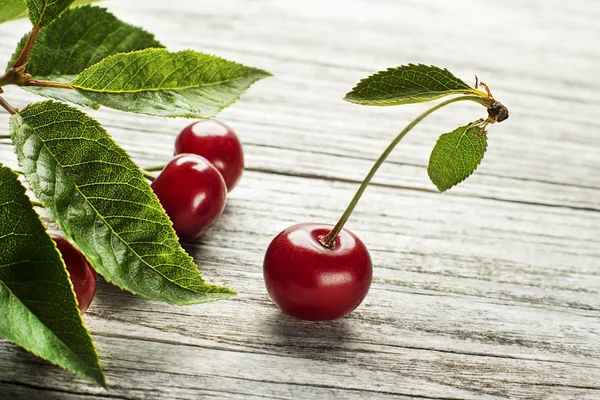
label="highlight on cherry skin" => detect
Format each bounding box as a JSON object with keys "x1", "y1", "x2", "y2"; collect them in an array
[
  {"x1": 51, "y1": 234, "x2": 97, "y2": 314},
  {"x1": 151, "y1": 153, "x2": 228, "y2": 242},
  {"x1": 175, "y1": 119, "x2": 244, "y2": 192},
  {"x1": 263, "y1": 223, "x2": 372, "y2": 321}
]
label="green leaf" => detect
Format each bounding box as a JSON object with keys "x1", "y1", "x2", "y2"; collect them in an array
[
  {"x1": 427, "y1": 121, "x2": 488, "y2": 192},
  {"x1": 344, "y1": 64, "x2": 483, "y2": 106},
  {"x1": 0, "y1": 0, "x2": 26, "y2": 24},
  {"x1": 0, "y1": 163, "x2": 105, "y2": 387},
  {"x1": 71, "y1": 48, "x2": 272, "y2": 118},
  {"x1": 8, "y1": 6, "x2": 163, "y2": 108},
  {"x1": 10, "y1": 101, "x2": 235, "y2": 304},
  {"x1": 0, "y1": 0, "x2": 101, "y2": 24},
  {"x1": 26, "y1": 0, "x2": 75, "y2": 27}
]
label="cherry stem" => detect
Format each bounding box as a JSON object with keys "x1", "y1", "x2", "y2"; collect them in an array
[
  {"x1": 320, "y1": 94, "x2": 492, "y2": 248},
  {"x1": 0, "y1": 96, "x2": 17, "y2": 115},
  {"x1": 143, "y1": 164, "x2": 165, "y2": 172},
  {"x1": 141, "y1": 169, "x2": 157, "y2": 181},
  {"x1": 24, "y1": 80, "x2": 72, "y2": 89}
]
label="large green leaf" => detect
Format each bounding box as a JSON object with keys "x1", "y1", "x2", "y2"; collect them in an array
[
  {"x1": 0, "y1": 163, "x2": 105, "y2": 387},
  {"x1": 0, "y1": 0, "x2": 100, "y2": 24},
  {"x1": 71, "y1": 48, "x2": 272, "y2": 118},
  {"x1": 10, "y1": 101, "x2": 235, "y2": 304},
  {"x1": 427, "y1": 121, "x2": 488, "y2": 192},
  {"x1": 26, "y1": 0, "x2": 75, "y2": 27},
  {"x1": 8, "y1": 5, "x2": 163, "y2": 108},
  {"x1": 344, "y1": 64, "x2": 482, "y2": 106}
]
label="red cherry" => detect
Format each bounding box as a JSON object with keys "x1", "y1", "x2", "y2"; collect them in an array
[
  {"x1": 175, "y1": 119, "x2": 244, "y2": 192},
  {"x1": 263, "y1": 223, "x2": 372, "y2": 321},
  {"x1": 151, "y1": 154, "x2": 227, "y2": 242},
  {"x1": 51, "y1": 235, "x2": 97, "y2": 314}
]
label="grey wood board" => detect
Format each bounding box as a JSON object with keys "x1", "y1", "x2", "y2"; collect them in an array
[{"x1": 0, "y1": 0, "x2": 598, "y2": 399}]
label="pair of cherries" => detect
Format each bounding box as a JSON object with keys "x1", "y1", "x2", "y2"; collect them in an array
[{"x1": 151, "y1": 120, "x2": 244, "y2": 241}]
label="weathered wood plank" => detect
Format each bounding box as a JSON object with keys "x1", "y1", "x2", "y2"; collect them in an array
[{"x1": 0, "y1": 0, "x2": 598, "y2": 399}]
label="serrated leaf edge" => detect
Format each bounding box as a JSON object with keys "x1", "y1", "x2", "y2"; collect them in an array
[{"x1": 427, "y1": 123, "x2": 488, "y2": 192}]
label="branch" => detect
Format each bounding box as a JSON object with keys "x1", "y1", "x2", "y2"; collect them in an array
[
  {"x1": 0, "y1": 96, "x2": 17, "y2": 115},
  {"x1": 12, "y1": 27, "x2": 40, "y2": 69}
]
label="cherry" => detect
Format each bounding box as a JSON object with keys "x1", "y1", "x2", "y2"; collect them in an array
[
  {"x1": 51, "y1": 234, "x2": 96, "y2": 314},
  {"x1": 263, "y1": 223, "x2": 372, "y2": 321},
  {"x1": 151, "y1": 154, "x2": 227, "y2": 242},
  {"x1": 175, "y1": 119, "x2": 244, "y2": 192}
]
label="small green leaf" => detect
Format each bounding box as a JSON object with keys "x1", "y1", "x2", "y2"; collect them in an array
[
  {"x1": 427, "y1": 122, "x2": 487, "y2": 192},
  {"x1": 71, "y1": 48, "x2": 272, "y2": 118},
  {"x1": 345, "y1": 64, "x2": 483, "y2": 106},
  {"x1": 0, "y1": 0, "x2": 101, "y2": 24},
  {"x1": 8, "y1": 6, "x2": 163, "y2": 108},
  {"x1": 26, "y1": 0, "x2": 75, "y2": 27},
  {"x1": 10, "y1": 101, "x2": 235, "y2": 304},
  {"x1": 0, "y1": 163, "x2": 105, "y2": 387}
]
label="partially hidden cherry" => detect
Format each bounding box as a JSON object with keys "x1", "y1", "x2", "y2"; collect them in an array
[
  {"x1": 51, "y1": 234, "x2": 97, "y2": 314},
  {"x1": 263, "y1": 223, "x2": 372, "y2": 321},
  {"x1": 175, "y1": 119, "x2": 244, "y2": 192},
  {"x1": 151, "y1": 154, "x2": 227, "y2": 242}
]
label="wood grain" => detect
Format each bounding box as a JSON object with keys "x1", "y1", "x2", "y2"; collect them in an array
[{"x1": 0, "y1": 0, "x2": 599, "y2": 399}]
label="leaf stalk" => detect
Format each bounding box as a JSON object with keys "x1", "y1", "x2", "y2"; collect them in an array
[{"x1": 24, "y1": 80, "x2": 72, "y2": 90}]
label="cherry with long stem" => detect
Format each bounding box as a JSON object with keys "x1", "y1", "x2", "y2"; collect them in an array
[
  {"x1": 263, "y1": 93, "x2": 498, "y2": 321},
  {"x1": 320, "y1": 94, "x2": 490, "y2": 248}
]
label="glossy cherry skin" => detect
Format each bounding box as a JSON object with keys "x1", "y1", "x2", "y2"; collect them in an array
[
  {"x1": 51, "y1": 235, "x2": 97, "y2": 314},
  {"x1": 263, "y1": 223, "x2": 372, "y2": 321},
  {"x1": 175, "y1": 119, "x2": 244, "y2": 192},
  {"x1": 151, "y1": 154, "x2": 227, "y2": 242}
]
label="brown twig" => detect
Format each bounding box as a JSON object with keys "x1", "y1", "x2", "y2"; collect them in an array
[
  {"x1": 12, "y1": 27, "x2": 40, "y2": 69},
  {"x1": 0, "y1": 96, "x2": 17, "y2": 115}
]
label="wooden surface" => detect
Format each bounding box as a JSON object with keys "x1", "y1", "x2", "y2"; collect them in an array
[{"x1": 1, "y1": 0, "x2": 599, "y2": 398}]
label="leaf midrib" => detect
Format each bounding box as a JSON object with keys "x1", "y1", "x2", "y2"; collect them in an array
[
  {"x1": 349, "y1": 88, "x2": 477, "y2": 101},
  {"x1": 72, "y1": 73, "x2": 258, "y2": 94}
]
